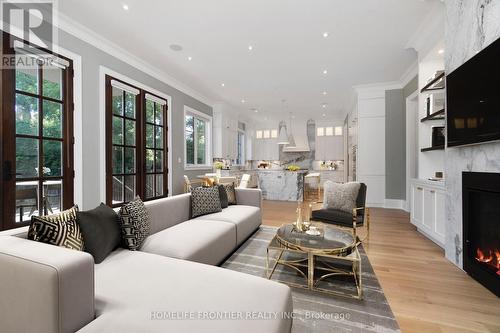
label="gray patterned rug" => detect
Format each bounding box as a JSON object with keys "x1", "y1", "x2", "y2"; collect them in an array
[{"x1": 221, "y1": 226, "x2": 400, "y2": 333}]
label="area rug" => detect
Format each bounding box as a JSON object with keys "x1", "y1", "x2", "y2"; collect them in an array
[{"x1": 221, "y1": 226, "x2": 400, "y2": 333}]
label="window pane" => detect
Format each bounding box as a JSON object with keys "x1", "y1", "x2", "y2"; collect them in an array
[
  {"x1": 42, "y1": 64, "x2": 62, "y2": 100},
  {"x1": 15, "y1": 93, "x2": 39, "y2": 136},
  {"x1": 185, "y1": 115, "x2": 194, "y2": 164},
  {"x1": 124, "y1": 175, "x2": 136, "y2": 202},
  {"x1": 146, "y1": 99, "x2": 154, "y2": 123},
  {"x1": 43, "y1": 100, "x2": 62, "y2": 138},
  {"x1": 155, "y1": 174, "x2": 164, "y2": 197},
  {"x1": 145, "y1": 174, "x2": 154, "y2": 199},
  {"x1": 112, "y1": 87, "x2": 123, "y2": 116},
  {"x1": 146, "y1": 124, "x2": 154, "y2": 148},
  {"x1": 145, "y1": 149, "x2": 154, "y2": 172},
  {"x1": 112, "y1": 146, "x2": 123, "y2": 174},
  {"x1": 16, "y1": 67, "x2": 38, "y2": 94},
  {"x1": 124, "y1": 147, "x2": 135, "y2": 174},
  {"x1": 155, "y1": 150, "x2": 163, "y2": 172},
  {"x1": 124, "y1": 92, "x2": 135, "y2": 118},
  {"x1": 43, "y1": 180, "x2": 62, "y2": 216},
  {"x1": 112, "y1": 176, "x2": 123, "y2": 204},
  {"x1": 154, "y1": 103, "x2": 163, "y2": 125},
  {"x1": 16, "y1": 137, "x2": 39, "y2": 178},
  {"x1": 43, "y1": 140, "x2": 62, "y2": 177},
  {"x1": 124, "y1": 119, "x2": 136, "y2": 146},
  {"x1": 196, "y1": 118, "x2": 206, "y2": 165},
  {"x1": 112, "y1": 116, "x2": 123, "y2": 145},
  {"x1": 155, "y1": 126, "x2": 163, "y2": 149},
  {"x1": 16, "y1": 182, "x2": 39, "y2": 223}
]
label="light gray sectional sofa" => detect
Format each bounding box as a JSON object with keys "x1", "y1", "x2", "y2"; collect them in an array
[{"x1": 0, "y1": 188, "x2": 293, "y2": 333}]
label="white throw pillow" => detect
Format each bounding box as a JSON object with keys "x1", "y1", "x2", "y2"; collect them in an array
[{"x1": 322, "y1": 181, "x2": 361, "y2": 213}]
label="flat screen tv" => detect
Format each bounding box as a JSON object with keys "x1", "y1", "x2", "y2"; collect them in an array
[{"x1": 446, "y1": 36, "x2": 500, "y2": 147}]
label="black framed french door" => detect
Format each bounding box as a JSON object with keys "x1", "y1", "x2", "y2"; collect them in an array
[{"x1": 0, "y1": 32, "x2": 74, "y2": 231}]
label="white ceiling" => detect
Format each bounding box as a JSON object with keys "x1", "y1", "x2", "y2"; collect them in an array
[{"x1": 59, "y1": 0, "x2": 439, "y2": 119}]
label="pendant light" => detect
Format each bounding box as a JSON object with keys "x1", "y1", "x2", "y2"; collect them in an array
[
  {"x1": 287, "y1": 112, "x2": 296, "y2": 148},
  {"x1": 277, "y1": 99, "x2": 289, "y2": 144}
]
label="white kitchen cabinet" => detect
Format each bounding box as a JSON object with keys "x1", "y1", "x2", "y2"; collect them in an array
[{"x1": 410, "y1": 179, "x2": 446, "y2": 248}]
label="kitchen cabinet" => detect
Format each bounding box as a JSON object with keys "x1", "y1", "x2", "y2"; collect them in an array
[
  {"x1": 315, "y1": 131, "x2": 343, "y2": 161},
  {"x1": 410, "y1": 179, "x2": 445, "y2": 248},
  {"x1": 253, "y1": 138, "x2": 278, "y2": 161}
]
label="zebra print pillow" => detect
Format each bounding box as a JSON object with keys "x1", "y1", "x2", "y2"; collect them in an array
[
  {"x1": 28, "y1": 206, "x2": 84, "y2": 251},
  {"x1": 118, "y1": 197, "x2": 151, "y2": 251}
]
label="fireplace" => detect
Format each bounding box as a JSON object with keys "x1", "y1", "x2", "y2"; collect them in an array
[{"x1": 462, "y1": 172, "x2": 500, "y2": 297}]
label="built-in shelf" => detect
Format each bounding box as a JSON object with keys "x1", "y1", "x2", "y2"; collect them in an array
[
  {"x1": 420, "y1": 109, "x2": 445, "y2": 122},
  {"x1": 421, "y1": 145, "x2": 445, "y2": 152},
  {"x1": 421, "y1": 71, "x2": 445, "y2": 93}
]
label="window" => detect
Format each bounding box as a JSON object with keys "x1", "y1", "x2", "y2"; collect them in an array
[
  {"x1": 185, "y1": 107, "x2": 211, "y2": 168},
  {"x1": 105, "y1": 76, "x2": 168, "y2": 207},
  {"x1": 1, "y1": 34, "x2": 74, "y2": 230}
]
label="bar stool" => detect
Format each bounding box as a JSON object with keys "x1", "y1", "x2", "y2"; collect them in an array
[{"x1": 304, "y1": 172, "x2": 321, "y2": 202}]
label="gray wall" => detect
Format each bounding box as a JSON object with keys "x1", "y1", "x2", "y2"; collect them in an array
[
  {"x1": 57, "y1": 29, "x2": 212, "y2": 209},
  {"x1": 385, "y1": 76, "x2": 418, "y2": 200}
]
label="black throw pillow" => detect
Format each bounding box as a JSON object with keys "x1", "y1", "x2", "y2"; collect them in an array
[
  {"x1": 218, "y1": 184, "x2": 229, "y2": 208},
  {"x1": 191, "y1": 186, "x2": 222, "y2": 218},
  {"x1": 76, "y1": 203, "x2": 122, "y2": 264}
]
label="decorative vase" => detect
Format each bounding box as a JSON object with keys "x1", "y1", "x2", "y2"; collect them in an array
[{"x1": 216, "y1": 169, "x2": 222, "y2": 178}]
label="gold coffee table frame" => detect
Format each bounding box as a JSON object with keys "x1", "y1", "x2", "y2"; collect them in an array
[{"x1": 266, "y1": 223, "x2": 362, "y2": 299}]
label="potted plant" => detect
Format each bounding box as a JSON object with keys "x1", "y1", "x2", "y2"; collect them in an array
[{"x1": 214, "y1": 161, "x2": 224, "y2": 177}]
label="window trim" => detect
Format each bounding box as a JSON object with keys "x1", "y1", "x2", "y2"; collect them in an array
[{"x1": 183, "y1": 106, "x2": 212, "y2": 170}]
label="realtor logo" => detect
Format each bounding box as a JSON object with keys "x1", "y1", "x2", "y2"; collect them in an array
[{"x1": 1, "y1": 0, "x2": 55, "y2": 51}]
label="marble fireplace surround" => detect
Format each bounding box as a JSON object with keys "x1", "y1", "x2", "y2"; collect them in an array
[{"x1": 444, "y1": 0, "x2": 500, "y2": 268}]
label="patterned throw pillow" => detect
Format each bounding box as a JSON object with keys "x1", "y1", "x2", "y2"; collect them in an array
[
  {"x1": 191, "y1": 186, "x2": 222, "y2": 218},
  {"x1": 28, "y1": 206, "x2": 84, "y2": 251},
  {"x1": 322, "y1": 181, "x2": 361, "y2": 213},
  {"x1": 217, "y1": 184, "x2": 229, "y2": 208},
  {"x1": 223, "y1": 184, "x2": 237, "y2": 205},
  {"x1": 118, "y1": 197, "x2": 151, "y2": 251}
]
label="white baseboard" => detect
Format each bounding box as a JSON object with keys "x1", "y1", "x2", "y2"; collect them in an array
[{"x1": 384, "y1": 199, "x2": 405, "y2": 210}]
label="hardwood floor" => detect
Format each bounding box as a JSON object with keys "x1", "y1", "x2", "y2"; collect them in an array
[{"x1": 261, "y1": 200, "x2": 500, "y2": 333}]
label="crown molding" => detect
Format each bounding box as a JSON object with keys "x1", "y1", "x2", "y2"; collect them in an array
[
  {"x1": 405, "y1": 2, "x2": 445, "y2": 57},
  {"x1": 55, "y1": 10, "x2": 214, "y2": 107},
  {"x1": 399, "y1": 60, "x2": 418, "y2": 87}
]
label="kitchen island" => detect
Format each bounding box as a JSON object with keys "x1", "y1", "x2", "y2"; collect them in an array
[{"x1": 257, "y1": 169, "x2": 307, "y2": 201}]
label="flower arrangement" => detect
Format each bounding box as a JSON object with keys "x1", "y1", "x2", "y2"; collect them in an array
[{"x1": 214, "y1": 161, "x2": 225, "y2": 170}]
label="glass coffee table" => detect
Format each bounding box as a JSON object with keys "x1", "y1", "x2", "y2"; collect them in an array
[{"x1": 266, "y1": 223, "x2": 362, "y2": 299}]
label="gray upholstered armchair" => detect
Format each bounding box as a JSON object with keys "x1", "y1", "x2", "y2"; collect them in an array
[{"x1": 311, "y1": 183, "x2": 369, "y2": 236}]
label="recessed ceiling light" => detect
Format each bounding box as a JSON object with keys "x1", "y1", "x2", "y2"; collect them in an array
[
  {"x1": 254, "y1": 109, "x2": 258, "y2": 113},
  {"x1": 248, "y1": 45, "x2": 253, "y2": 51},
  {"x1": 323, "y1": 69, "x2": 328, "y2": 75},
  {"x1": 241, "y1": 99, "x2": 245, "y2": 103},
  {"x1": 323, "y1": 32, "x2": 329, "y2": 38},
  {"x1": 187, "y1": 56, "x2": 192, "y2": 61},
  {"x1": 322, "y1": 103, "x2": 327, "y2": 108},
  {"x1": 221, "y1": 83, "x2": 225, "y2": 87},
  {"x1": 322, "y1": 91, "x2": 327, "y2": 95},
  {"x1": 322, "y1": 113, "x2": 326, "y2": 117},
  {"x1": 169, "y1": 44, "x2": 183, "y2": 51},
  {"x1": 438, "y1": 49, "x2": 444, "y2": 55},
  {"x1": 122, "y1": 3, "x2": 129, "y2": 10}
]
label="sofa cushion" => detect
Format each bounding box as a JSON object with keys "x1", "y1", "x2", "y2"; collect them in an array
[
  {"x1": 194, "y1": 205, "x2": 261, "y2": 245},
  {"x1": 143, "y1": 194, "x2": 191, "y2": 234},
  {"x1": 191, "y1": 186, "x2": 222, "y2": 218},
  {"x1": 76, "y1": 203, "x2": 122, "y2": 264},
  {"x1": 140, "y1": 219, "x2": 236, "y2": 265},
  {"x1": 118, "y1": 197, "x2": 151, "y2": 251},
  {"x1": 81, "y1": 249, "x2": 293, "y2": 333},
  {"x1": 28, "y1": 205, "x2": 84, "y2": 251}
]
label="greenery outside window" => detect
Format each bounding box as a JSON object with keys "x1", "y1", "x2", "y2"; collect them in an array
[{"x1": 185, "y1": 107, "x2": 211, "y2": 169}]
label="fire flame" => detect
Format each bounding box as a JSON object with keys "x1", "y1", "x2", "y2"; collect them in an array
[{"x1": 475, "y1": 248, "x2": 500, "y2": 276}]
